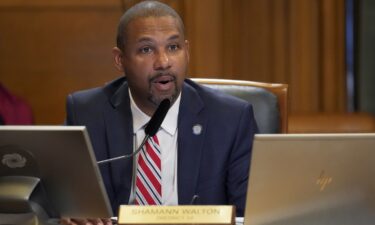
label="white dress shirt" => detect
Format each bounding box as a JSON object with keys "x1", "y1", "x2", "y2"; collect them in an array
[{"x1": 128, "y1": 90, "x2": 180, "y2": 205}]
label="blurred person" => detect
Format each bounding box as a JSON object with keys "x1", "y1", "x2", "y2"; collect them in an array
[{"x1": 0, "y1": 83, "x2": 33, "y2": 125}]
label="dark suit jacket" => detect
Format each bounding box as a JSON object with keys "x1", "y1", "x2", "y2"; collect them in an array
[{"x1": 66, "y1": 77, "x2": 258, "y2": 216}]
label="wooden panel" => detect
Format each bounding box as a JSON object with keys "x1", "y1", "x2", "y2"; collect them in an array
[
  {"x1": 184, "y1": 0, "x2": 224, "y2": 77},
  {"x1": 271, "y1": 0, "x2": 290, "y2": 83},
  {"x1": 0, "y1": 0, "x2": 347, "y2": 124},
  {"x1": 289, "y1": 113, "x2": 375, "y2": 133},
  {"x1": 289, "y1": 0, "x2": 320, "y2": 112},
  {"x1": 240, "y1": 0, "x2": 272, "y2": 81},
  {"x1": 221, "y1": 0, "x2": 240, "y2": 78},
  {"x1": 0, "y1": 0, "x2": 119, "y2": 7},
  {"x1": 0, "y1": 8, "x2": 122, "y2": 124},
  {"x1": 320, "y1": 0, "x2": 346, "y2": 112},
  {"x1": 186, "y1": 0, "x2": 345, "y2": 113}
]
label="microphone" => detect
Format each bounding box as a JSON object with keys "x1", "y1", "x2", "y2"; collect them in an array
[
  {"x1": 97, "y1": 99, "x2": 171, "y2": 165},
  {"x1": 145, "y1": 99, "x2": 171, "y2": 136}
]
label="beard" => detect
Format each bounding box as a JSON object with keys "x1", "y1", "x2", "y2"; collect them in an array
[
  {"x1": 147, "y1": 72, "x2": 181, "y2": 107},
  {"x1": 147, "y1": 79, "x2": 180, "y2": 107}
]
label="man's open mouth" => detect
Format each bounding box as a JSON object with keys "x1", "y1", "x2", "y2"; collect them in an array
[
  {"x1": 151, "y1": 75, "x2": 176, "y2": 91},
  {"x1": 152, "y1": 75, "x2": 175, "y2": 84}
]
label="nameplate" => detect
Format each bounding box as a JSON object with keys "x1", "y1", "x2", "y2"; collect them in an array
[{"x1": 118, "y1": 205, "x2": 235, "y2": 225}]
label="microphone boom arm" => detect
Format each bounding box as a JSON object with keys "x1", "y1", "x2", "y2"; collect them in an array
[
  {"x1": 96, "y1": 98, "x2": 170, "y2": 165},
  {"x1": 97, "y1": 134, "x2": 150, "y2": 165}
]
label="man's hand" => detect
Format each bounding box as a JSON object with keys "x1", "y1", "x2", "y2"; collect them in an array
[{"x1": 60, "y1": 218, "x2": 113, "y2": 225}]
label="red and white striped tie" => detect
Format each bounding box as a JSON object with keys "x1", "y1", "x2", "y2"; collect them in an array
[{"x1": 135, "y1": 135, "x2": 162, "y2": 205}]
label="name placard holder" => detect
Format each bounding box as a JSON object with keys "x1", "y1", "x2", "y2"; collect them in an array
[{"x1": 118, "y1": 205, "x2": 235, "y2": 225}]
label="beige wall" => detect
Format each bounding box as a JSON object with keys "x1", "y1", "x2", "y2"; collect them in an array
[{"x1": 0, "y1": 0, "x2": 346, "y2": 124}]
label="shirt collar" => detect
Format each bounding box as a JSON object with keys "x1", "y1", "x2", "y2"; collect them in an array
[{"x1": 129, "y1": 89, "x2": 180, "y2": 136}]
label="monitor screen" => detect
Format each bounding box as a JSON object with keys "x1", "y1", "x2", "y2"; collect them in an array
[{"x1": 0, "y1": 126, "x2": 112, "y2": 219}]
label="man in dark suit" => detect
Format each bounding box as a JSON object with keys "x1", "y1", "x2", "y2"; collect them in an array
[{"x1": 65, "y1": 0, "x2": 257, "y2": 221}]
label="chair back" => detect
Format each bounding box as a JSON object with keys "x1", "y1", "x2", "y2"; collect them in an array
[{"x1": 192, "y1": 78, "x2": 288, "y2": 133}]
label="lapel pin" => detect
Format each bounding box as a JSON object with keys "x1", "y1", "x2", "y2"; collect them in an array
[{"x1": 192, "y1": 124, "x2": 202, "y2": 135}]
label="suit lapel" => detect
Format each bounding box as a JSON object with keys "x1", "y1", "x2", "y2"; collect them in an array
[
  {"x1": 102, "y1": 79, "x2": 207, "y2": 205},
  {"x1": 104, "y1": 82, "x2": 133, "y2": 203},
  {"x1": 177, "y1": 82, "x2": 207, "y2": 204}
]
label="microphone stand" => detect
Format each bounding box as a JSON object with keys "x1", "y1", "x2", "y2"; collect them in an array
[
  {"x1": 97, "y1": 134, "x2": 150, "y2": 165},
  {"x1": 97, "y1": 98, "x2": 170, "y2": 165}
]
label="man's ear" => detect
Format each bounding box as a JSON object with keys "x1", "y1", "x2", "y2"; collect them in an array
[{"x1": 112, "y1": 47, "x2": 124, "y2": 72}]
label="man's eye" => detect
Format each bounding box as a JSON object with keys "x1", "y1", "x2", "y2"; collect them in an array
[
  {"x1": 168, "y1": 44, "x2": 179, "y2": 51},
  {"x1": 140, "y1": 47, "x2": 152, "y2": 54}
]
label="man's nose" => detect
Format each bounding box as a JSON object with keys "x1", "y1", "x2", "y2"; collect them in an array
[{"x1": 154, "y1": 51, "x2": 171, "y2": 70}]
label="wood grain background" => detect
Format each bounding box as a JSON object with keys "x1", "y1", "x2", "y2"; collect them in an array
[{"x1": 0, "y1": 0, "x2": 346, "y2": 124}]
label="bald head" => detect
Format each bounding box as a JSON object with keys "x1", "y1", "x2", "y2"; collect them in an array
[{"x1": 116, "y1": 1, "x2": 185, "y2": 51}]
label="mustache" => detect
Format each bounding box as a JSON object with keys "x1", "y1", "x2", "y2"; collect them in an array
[{"x1": 149, "y1": 73, "x2": 176, "y2": 82}]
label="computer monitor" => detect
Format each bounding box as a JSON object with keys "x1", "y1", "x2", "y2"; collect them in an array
[
  {"x1": 0, "y1": 126, "x2": 112, "y2": 219},
  {"x1": 244, "y1": 133, "x2": 375, "y2": 225}
]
